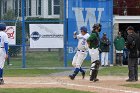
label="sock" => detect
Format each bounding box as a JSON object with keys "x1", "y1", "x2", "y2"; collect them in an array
[
  {"x1": 0, "y1": 68, "x2": 3, "y2": 79},
  {"x1": 79, "y1": 67, "x2": 85, "y2": 73},
  {"x1": 73, "y1": 68, "x2": 80, "y2": 77}
]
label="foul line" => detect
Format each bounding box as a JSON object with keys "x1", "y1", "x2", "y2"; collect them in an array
[{"x1": 6, "y1": 81, "x2": 140, "y2": 93}]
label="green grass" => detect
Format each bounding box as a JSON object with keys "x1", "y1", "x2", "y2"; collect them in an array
[
  {"x1": 5, "y1": 52, "x2": 64, "y2": 68},
  {"x1": 0, "y1": 88, "x2": 94, "y2": 93},
  {"x1": 4, "y1": 66, "x2": 140, "y2": 77},
  {"x1": 122, "y1": 84, "x2": 140, "y2": 89},
  {"x1": 5, "y1": 51, "x2": 91, "y2": 68},
  {"x1": 85, "y1": 66, "x2": 140, "y2": 76},
  {"x1": 4, "y1": 69, "x2": 66, "y2": 77},
  {"x1": 99, "y1": 66, "x2": 129, "y2": 76}
]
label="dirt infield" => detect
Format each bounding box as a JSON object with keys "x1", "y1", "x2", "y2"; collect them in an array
[{"x1": 0, "y1": 76, "x2": 140, "y2": 93}]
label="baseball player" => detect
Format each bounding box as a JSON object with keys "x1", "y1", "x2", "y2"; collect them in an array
[
  {"x1": 100, "y1": 33, "x2": 111, "y2": 67},
  {"x1": 0, "y1": 23, "x2": 9, "y2": 85},
  {"x1": 69, "y1": 26, "x2": 90, "y2": 80},
  {"x1": 87, "y1": 23, "x2": 101, "y2": 82}
]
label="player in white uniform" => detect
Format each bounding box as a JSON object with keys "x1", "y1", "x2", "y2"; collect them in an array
[
  {"x1": 69, "y1": 26, "x2": 90, "y2": 80},
  {"x1": 0, "y1": 23, "x2": 8, "y2": 85}
]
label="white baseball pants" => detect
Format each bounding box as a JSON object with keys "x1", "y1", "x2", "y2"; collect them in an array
[
  {"x1": 89, "y1": 48, "x2": 99, "y2": 63},
  {"x1": 72, "y1": 51, "x2": 87, "y2": 68},
  {"x1": 0, "y1": 48, "x2": 6, "y2": 69},
  {"x1": 101, "y1": 52, "x2": 109, "y2": 66}
]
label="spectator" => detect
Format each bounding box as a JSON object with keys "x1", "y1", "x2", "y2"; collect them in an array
[
  {"x1": 114, "y1": 32, "x2": 125, "y2": 66},
  {"x1": 123, "y1": 46, "x2": 128, "y2": 65},
  {"x1": 100, "y1": 33, "x2": 111, "y2": 67}
]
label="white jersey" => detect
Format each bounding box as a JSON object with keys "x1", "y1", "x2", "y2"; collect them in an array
[
  {"x1": 0, "y1": 31, "x2": 8, "y2": 69},
  {"x1": 0, "y1": 31, "x2": 8, "y2": 47},
  {"x1": 76, "y1": 33, "x2": 90, "y2": 51}
]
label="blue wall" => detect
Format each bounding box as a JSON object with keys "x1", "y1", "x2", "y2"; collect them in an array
[{"x1": 67, "y1": 0, "x2": 113, "y2": 63}]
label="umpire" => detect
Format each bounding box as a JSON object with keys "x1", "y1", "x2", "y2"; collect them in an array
[{"x1": 126, "y1": 26, "x2": 140, "y2": 82}]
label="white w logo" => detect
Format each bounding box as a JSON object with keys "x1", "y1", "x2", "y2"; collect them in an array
[{"x1": 72, "y1": 8, "x2": 104, "y2": 32}]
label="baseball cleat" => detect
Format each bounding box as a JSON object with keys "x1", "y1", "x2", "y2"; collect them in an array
[
  {"x1": 94, "y1": 78, "x2": 99, "y2": 82},
  {"x1": 82, "y1": 71, "x2": 85, "y2": 79},
  {"x1": 69, "y1": 75, "x2": 75, "y2": 80},
  {"x1": 126, "y1": 79, "x2": 136, "y2": 82},
  {"x1": 0, "y1": 79, "x2": 4, "y2": 85}
]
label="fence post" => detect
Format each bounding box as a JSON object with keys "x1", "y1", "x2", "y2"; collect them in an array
[
  {"x1": 64, "y1": 0, "x2": 67, "y2": 67},
  {"x1": 21, "y1": 0, "x2": 26, "y2": 68},
  {"x1": 110, "y1": 0, "x2": 114, "y2": 65}
]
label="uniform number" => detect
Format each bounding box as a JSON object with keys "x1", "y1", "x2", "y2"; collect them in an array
[{"x1": 82, "y1": 38, "x2": 86, "y2": 45}]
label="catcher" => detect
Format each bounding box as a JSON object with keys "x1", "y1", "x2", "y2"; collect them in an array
[{"x1": 87, "y1": 23, "x2": 101, "y2": 82}]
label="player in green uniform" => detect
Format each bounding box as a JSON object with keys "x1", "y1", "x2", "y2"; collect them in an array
[{"x1": 87, "y1": 23, "x2": 101, "y2": 82}]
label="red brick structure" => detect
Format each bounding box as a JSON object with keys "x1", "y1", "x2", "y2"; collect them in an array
[{"x1": 114, "y1": 0, "x2": 140, "y2": 15}]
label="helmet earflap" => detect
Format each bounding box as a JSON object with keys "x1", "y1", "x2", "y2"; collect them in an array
[{"x1": 0, "y1": 23, "x2": 6, "y2": 31}]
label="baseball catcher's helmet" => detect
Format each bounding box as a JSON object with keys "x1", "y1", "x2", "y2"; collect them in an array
[
  {"x1": 0, "y1": 23, "x2": 6, "y2": 31},
  {"x1": 92, "y1": 23, "x2": 102, "y2": 32},
  {"x1": 80, "y1": 26, "x2": 88, "y2": 33},
  {"x1": 126, "y1": 26, "x2": 134, "y2": 31}
]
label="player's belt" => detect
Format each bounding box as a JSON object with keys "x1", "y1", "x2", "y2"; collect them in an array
[
  {"x1": 0, "y1": 47, "x2": 4, "y2": 48},
  {"x1": 78, "y1": 50, "x2": 86, "y2": 52}
]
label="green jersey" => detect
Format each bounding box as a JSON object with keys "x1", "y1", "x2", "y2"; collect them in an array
[
  {"x1": 87, "y1": 31, "x2": 100, "y2": 49},
  {"x1": 114, "y1": 36, "x2": 125, "y2": 51}
]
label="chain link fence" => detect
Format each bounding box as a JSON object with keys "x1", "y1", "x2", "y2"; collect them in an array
[
  {"x1": 0, "y1": 0, "x2": 114, "y2": 68},
  {"x1": 0, "y1": 0, "x2": 65, "y2": 68}
]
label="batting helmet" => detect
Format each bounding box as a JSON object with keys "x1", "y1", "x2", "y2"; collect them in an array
[
  {"x1": 92, "y1": 23, "x2": 102, "y2": 32},
  {"x1": 0, "y1": 23, "x2": 6, "y2": 31},
  {"x1": 80, "y1": 26, "x2": 88, "y2": 33},
  {"x1": 126, "y1": 26, "x2": 134, "y2": 31}
]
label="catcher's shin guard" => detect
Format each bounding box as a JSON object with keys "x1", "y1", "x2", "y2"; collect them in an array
[
  {"x1": 90, "y1": 69, "x2": 94, "y2": 81},
  {"x1": 93, "y1": 70, "x2": 99, "y2": 82},
  {"x1": 90, "y1": 69, "x2": 98, "y2": 81},
  {"x1": 90, "y1": 62, "x2": 96, "y2": 81},
  {"x1": 90, "y1": 60, "x2": 100, "y2": 81}
]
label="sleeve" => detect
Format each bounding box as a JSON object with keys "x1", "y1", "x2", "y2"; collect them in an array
[
  {"x1": 99, "y1": 38, "x2": 103, "y2": 49},
  {"x1": 85, "y1": 34, "x2": 90, "y2": 40},
  {"x1": 87, "y1": 33, "x2": 97, "y2": 42},
  {"x1": 126, "y1": 35, "x2": 134, "y2": 49},
  {"x1": 76, "y1": 34, "x2": 83, "y2": 39},
  {"x1": 127, "y1": 35, "x2": 134, "y2": 45},
  {"x1": 3, "y1": 33, "x2": 8, "y2": 43},
  {"x1": 4, "y1": 33, "x2": 9, "y2": 54},
  {"x1": 108, "y1": 38, "x2": 111, "y2": 45}
]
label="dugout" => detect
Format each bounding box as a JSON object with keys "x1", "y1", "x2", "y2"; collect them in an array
[{"x1": 113, "y1": 16, "x2": 140, "y2": 65}]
